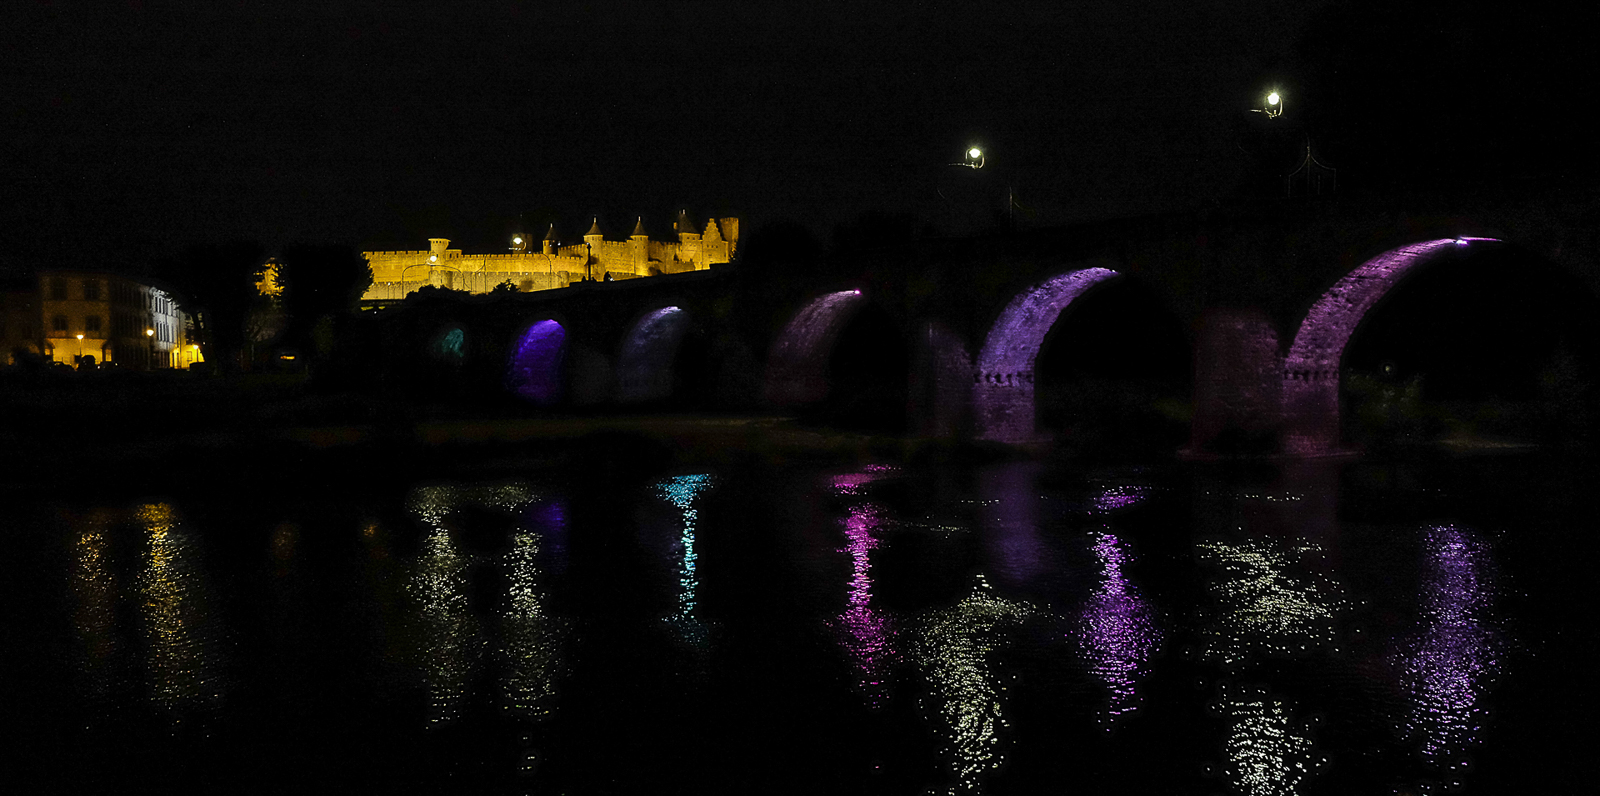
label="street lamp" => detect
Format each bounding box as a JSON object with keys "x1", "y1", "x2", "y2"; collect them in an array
[
  {"x1": 951, "y1": 146, "x2": 985, "y2": 169},
  {"x1": 76, "y1": 333, "x2": 84, "y2": 365},
  {"x1": 1253, "y1": 89, "x2": 1284, "y2": 119}
]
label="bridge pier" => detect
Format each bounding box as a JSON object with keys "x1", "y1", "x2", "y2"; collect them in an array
[{"x1": 1187, "y1": 309, "x2": 1283, "y2": 456}]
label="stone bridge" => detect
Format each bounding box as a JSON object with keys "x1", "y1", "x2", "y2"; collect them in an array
[{"x1": 354, "y1": 189, "x2": 1600, "y2": 457}]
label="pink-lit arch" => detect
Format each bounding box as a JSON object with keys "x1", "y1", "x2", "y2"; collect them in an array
[
  {"x1": 1283, "y1": 237, "x2": 1499, "y2": 455},
  {"x1": 974, "y1": 267, "x2": 1121, "y2": 443},
  {"x1": 763, "y1": 290, "x2": 867, "y2": 406},
  {"x1": 617, "y1": 306, "x2": 689, "y2": 404}
]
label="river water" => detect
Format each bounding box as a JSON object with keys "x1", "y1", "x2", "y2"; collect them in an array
[{"x1": 4, "y1": 449, "x2": 1594, "y2": 794}]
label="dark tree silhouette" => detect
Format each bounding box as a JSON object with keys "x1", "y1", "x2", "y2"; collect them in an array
[
  {"x1": 148, "y1": 241, "x2": 267, "y2": 370},
  {"x1": 276, "y1": 244, "x2": 374, "y2": 360}
]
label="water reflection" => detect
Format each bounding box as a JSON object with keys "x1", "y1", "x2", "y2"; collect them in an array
[
  {"x1": 1075, "y1": 529, "x2": 1158, "y2": 723},
  {"x1": 1217, "y1": 682, "x2": 1323, "y2": 796},
  {"x1": 831, "y1": 468, "x2": 897, "y2": 707},
  {"x1": 975, "y1": 462, "x2": 1047, "y2": 590},
  {"x1": 656, "y1": 474, "x2": 714, "y2": 645},
  {"x1": 1198, "y1": 536, "x2": 1342, "y2": 666},
  {"x1": 70, "y1": 511, "x2": 121, "y2": 711},
  {"x1": 403, "y1": 481, "x2": 566, "y2": 725},
  {"x1": 410, "y1": 525, "x2": 479, "y2": 724},
  {"x1": 500, "y1": 526, "x2": 563, "y2": 719},
  {"x1": 1395, "y1": 524, "x2": 1502, "y2": 779},
  {"x1": 135, "y1": 502, "x2": 225, "y2": 717},
  {"x1": 913, "y1": 576, "x2": 1033, "y2": 794}
]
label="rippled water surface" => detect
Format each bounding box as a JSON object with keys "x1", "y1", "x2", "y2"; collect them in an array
[{"x1": 5, "y1": 452, "x2": 1595, "y2": 794}]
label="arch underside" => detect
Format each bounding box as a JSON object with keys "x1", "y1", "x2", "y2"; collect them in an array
[
  {"x1": 1283, "y1": 238, "x2": 1497, "y2": 454},
  {"x1": 506, "y1": 320, "x2": 566, "y2": 405},
  {"x1": 974, "y1": 267, "x2": 1120, "y2": 444},
  {"x1": 763, "y1": 290, "x2": 866, "y2": 406},
  {"x1": 617, "y1": 307, "x2": 688, "y2": 403}
]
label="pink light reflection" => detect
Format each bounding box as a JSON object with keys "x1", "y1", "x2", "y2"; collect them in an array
[
  {"x1": 830, "y1": 471, "x2": 896, "y2": 708},
  {"x1": 1076, "y1": 529, "x2": 1158, "y2": 722},
  {"x1": 1397, "y1": 524, "x2": 1502, "y2": 769}
]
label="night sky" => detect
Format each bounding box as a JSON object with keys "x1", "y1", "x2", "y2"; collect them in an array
[{"x1": 4, "y1": 1, "x2": 1586, "y2": 272}]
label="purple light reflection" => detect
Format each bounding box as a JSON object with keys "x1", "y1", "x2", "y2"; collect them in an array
[
  {"x1": 506, "y1": 320, "x2": 566, "y2": 405},
  {"x1": 974, "y1": 267, "x2": 1120, "y2": 443},
  {"x1": 1091, "y1": 484, "x2": 1152, "y2": 513},
  {"x1": 764, "y1": 290, "x2": 867, "y2": 406},
  {"x1": 1397, "y1": 524, "x2": 1501, "y2": 770},
  {"x1": 1076, "y1": 530, "x2": 1159, "y2": 723},
  {"x1": 1284, "y1": 238, "x2": 1501, "y2": 454},
  {"x1": 976, "y1": 461, "x2": 1048, "y2": 590},
  {"x1": 617, "y1": 306, "x2": 688, "y2": 403}
]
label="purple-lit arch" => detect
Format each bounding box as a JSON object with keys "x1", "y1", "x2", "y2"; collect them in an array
[
  {"x1": 617, "y1": 306, "x2": 689, "y2": 404},
  {"x1": 1283, "y1": 238, "x2": 1498, "y2": 455},
  {"x1": 763, "y1": 290, "x2": 867, "y2": 406},
  {"x1": 506, "y1": 319, "x2": 566, "y2": 405},
  {"x1": 973, "y1": 267, "x2": 1121, "y2": 443}
]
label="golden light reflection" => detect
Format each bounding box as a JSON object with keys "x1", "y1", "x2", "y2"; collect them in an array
[
  {"x1": 410, "y1": 527, "x2": 479, "y2": 724},
  {"x1": 1197, "y1": 538, "x2": 1342, "y2": 666},
  {"x1": 404, "y1": 480, "x2": 552, "y2": 725},
  {"x1": 1218, "y1": 683, "x2": 1323, "y2": 796},
  {"x1": 135, "y1": 502, "x2": 224, "y2": 716},
  {"x1": 912, "y1": 576, "x2": 1034, "y2": 794},
  {"x1": 70, "y1": 511, "x2": 120, "y2": 707},
  {"x1": 499, "y1": 529, "x2": 566, "y2": 719}
]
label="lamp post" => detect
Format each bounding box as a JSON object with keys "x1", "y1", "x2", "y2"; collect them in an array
[
  {"x1": 76, "y1": 333, "x2": 84, "y2": 366},
  {"x1": 950, "y1": 146, "x2": 985, "y2": 169},
  {"x1": 1253, "y1": 89, "x2": 1284, "y2": 119},
  {"x1": 146, "y1": 328, "x2": 155, "y2": 370}
]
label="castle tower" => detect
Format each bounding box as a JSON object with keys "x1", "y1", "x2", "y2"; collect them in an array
[
  {"x1": 675, "y1": 209, "x2": 699, "y2": 243},
  {"x1": 675, "y1": 209, "x2": 701, "y2": 268},
  {"x1": 584, "y1": 218, "x2": 603, "y2": 280},
  {"x1": 428, "y1": 238, "x2": 450, "y2": 263},
  {"x1": 630, "y1": 216, "x2": 649, "y2": 268},
  {"x1": 542, "y1": 224, "x2": 558, "y2": 255}
]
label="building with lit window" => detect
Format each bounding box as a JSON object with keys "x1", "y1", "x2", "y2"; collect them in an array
[
  {"x1": 360, "y1": 211, "x2": 738, "y2": 305},
  {"x1": 2, "y1": 271, "x2": 202, "y2": 369}
]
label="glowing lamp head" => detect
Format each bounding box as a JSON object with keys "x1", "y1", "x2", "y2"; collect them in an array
[
  {"x1": 1267, "y1": 92, "x2": 1280, "y2": 106},
  {"x1": 968, "y1": 147, "x2": 983, "y2": 159},
  {"x1": 76, "y1": 334, "x2": 84, "y2": 340},
  {"x1": 1455, "y1": 238, "x2": 1469, "y2": 246},
  {"x1": 513, "y1": 236, "x2": 523, "y2": 245},
  {"x1": 429, "y1": 254, "x2": 438, "y2": 263},
  {"x1": 146, "y1": 328, "x2": 154, "y2": 336}
]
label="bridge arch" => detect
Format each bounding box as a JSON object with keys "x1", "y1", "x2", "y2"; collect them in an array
[
  {"x1": 974, "y1": 267, "x2": 1121, "y2": 443},
  {"x1": 763, "y1": 289, "x2": 868, "y2": 406},
  {"x1": 429, "y1": 324, "x2": 467, "y2": 362},
  {"x1": 1283, "y1": 237, "x2": 1499, "y2": 455},
  {"x1": 617, "y1": 305, "x2": 691, "y2": 404},
  {"x1": 505, "y1": 318, "x2": 567, "y2": 406}
]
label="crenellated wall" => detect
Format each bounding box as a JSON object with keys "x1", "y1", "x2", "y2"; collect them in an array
[{"x1": 360, "y1": 215, "x2": 739, "y2": 303}]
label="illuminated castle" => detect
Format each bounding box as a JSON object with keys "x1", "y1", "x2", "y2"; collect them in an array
[{"x1": 361, "y1": 211, "x2": 738, "y2": 303}]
